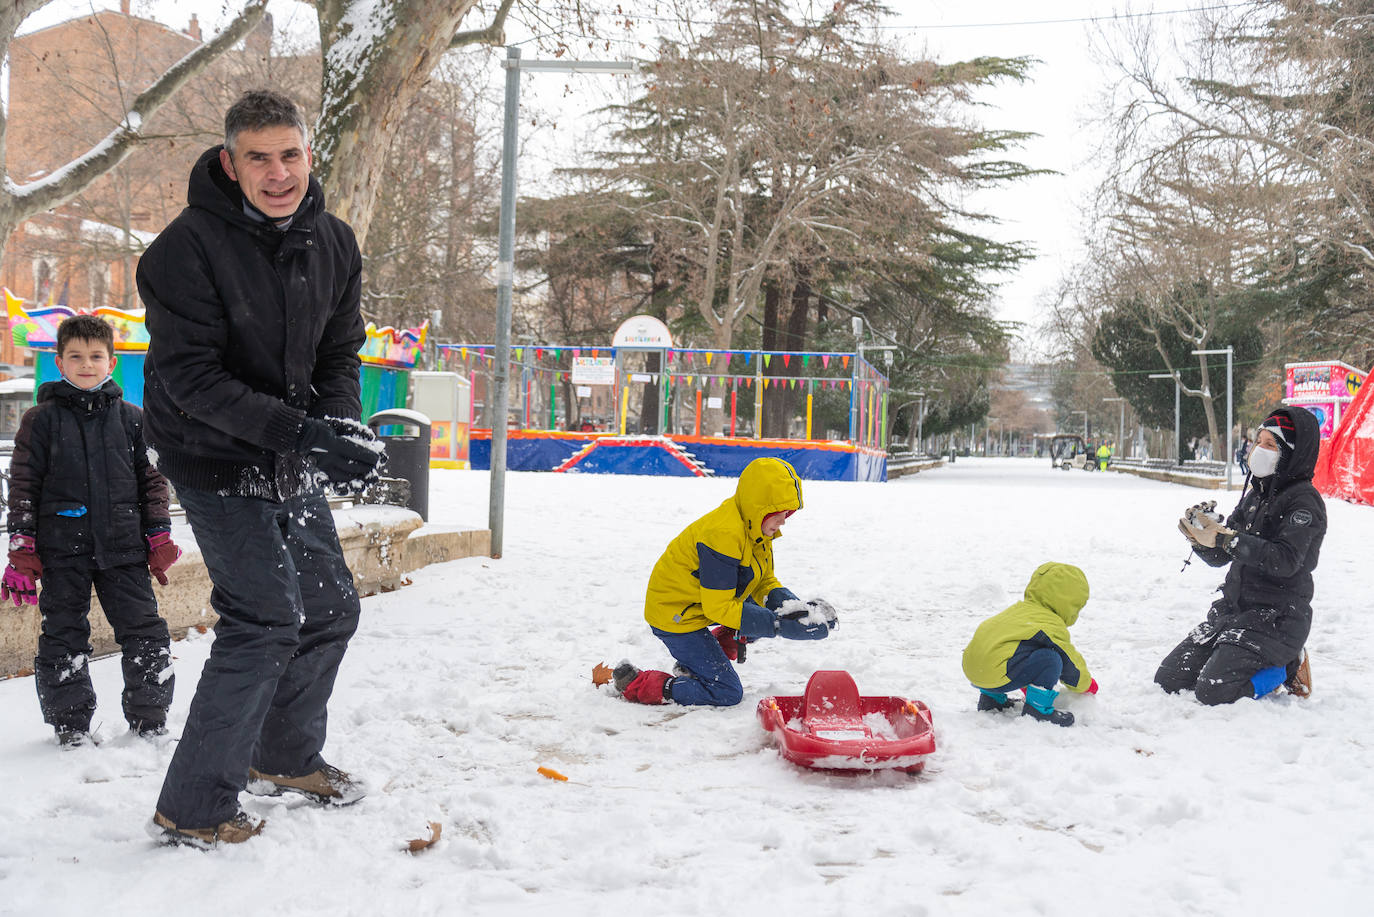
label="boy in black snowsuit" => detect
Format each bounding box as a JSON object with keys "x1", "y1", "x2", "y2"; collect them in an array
[
  {"x1": 1156, "y1": 406, "x2": 1325, "y2": 705},
  {"x1": 4, "y1": 315, "x2": 182, "y2": 745}
]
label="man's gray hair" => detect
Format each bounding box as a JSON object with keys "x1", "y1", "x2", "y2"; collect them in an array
[{"x1": 224, "y1": 89, "x2": 308, "y2": 154}]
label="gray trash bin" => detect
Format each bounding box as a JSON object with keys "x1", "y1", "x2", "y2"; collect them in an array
[{"x1": 367, "y1": 408, "x2": 431, "y2": 521}]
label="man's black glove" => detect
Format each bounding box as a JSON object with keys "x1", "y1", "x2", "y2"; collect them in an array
[{"x1": 297, "y1": 416, "x2": 386, "y2": 493}]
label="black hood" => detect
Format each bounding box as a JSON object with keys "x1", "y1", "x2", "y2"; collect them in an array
[
  {"x1": 1265, "y1": 405, "x2": 1320, "y2": 485},
  {"x1": 186, "y1": 145, "x2": 325, "y2": 233}
]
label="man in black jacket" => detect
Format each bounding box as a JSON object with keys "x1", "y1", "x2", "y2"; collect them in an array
[
  {"x1": 1156, "y1": 406, "x2": 1326, "y2": 705},
  {"x1": 137, "y1": 90, "x2": 385, "y2": 848}
]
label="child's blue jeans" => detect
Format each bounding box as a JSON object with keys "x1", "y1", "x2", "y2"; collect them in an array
[
  {"x1": 991, "y1": 647, "x2": 1063, "y2": 693},
  {"x1": 651, "y1": 626, "x2": 744, "y2": 707}
]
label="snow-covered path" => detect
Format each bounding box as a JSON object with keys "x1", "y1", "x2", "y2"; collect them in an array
[{"x1": 1, "y1": 459, "x2": 1370, "y2": 915}]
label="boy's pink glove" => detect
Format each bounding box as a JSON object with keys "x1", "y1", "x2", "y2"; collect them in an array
[
  {"x1": 2, "y1": 534, "x2": 41, "y2": 606},
  {"x1": 1086, "y1": 678, "x2": 1099, "y2": 695},
  {"x1": 146, "y1": 532, "x2": 182, "y2": 585}
]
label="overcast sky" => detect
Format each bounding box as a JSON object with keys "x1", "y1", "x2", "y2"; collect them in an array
[{"x1": 18, "y1": 1, "x2": 1221, "y2": 348}]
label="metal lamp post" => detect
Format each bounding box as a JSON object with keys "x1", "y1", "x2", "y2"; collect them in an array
[
  {"x1": 489, "y1": 47, "x2": 637, "y2": 557},
  {"x1": 1148, "y1": 372, "x2": 1181, "y2": 465},
  {"x1": 1191, "y1": 346, "x2": 1234, "y2": 489}
]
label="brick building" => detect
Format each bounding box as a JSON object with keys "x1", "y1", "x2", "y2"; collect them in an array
[{"x1": 1, "y1": 1, "x2": 288, "y2": 370}]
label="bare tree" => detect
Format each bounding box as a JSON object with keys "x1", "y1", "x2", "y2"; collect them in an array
[{"x1": 0, "y1": 2, "x2": 268, "y2": 269}]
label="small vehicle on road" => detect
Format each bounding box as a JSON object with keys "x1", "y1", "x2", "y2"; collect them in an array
[{"x1": 1050, "y1": 434, "x2": 1096, "y2": 471}]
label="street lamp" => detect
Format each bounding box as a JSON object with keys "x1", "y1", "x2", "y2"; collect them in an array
[
  {"x1": 489, "y1": 47, "x2": 637, "y2": 558},
  {"x1": 1191, "y1": 346, "x2": 1235, "y2": 489},
  {"x1": 1149, "y1": 372, "x2": 1181, "y2": 465},
  {"x1": 1103, "y1": 397, "x2": 1125, "y2": 459},
  {"x1": 1070, "y1": 410, "x2": 1087, "y2": 439}
]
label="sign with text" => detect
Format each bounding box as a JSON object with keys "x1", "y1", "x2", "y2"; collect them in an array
[{"x1": 571, "y1": 357, "x2": 616, "y2": 386}]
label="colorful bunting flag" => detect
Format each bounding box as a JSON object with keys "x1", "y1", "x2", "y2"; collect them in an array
[{"x1": 822, "y1": 354, "x2": 830, "y2": 368}]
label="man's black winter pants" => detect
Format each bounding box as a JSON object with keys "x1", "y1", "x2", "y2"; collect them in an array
[{"x1": 156, "y1": 487, "x2": 361, "y2": 829}]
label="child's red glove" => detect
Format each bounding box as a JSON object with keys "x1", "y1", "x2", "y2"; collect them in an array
[
  {"x1": 2, "y1": 534, "x2": 42, "y2": 606},
  {"x1": 146, "y1": 532, "x2": 183, "y2": 585},
  {"x1": 1086, "y1": 678, "x2": 1099, "y2": 695},
  {"x1": 711, "y1": 625, "x2": 742, "y2": 661}
]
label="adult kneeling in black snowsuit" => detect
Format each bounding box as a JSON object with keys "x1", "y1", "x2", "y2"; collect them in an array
[{"x1": 1156, "y1": 407, "x2": 1326, "y2": 705}]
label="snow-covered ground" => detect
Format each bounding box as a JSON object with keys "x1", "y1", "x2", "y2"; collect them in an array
[{"x1": 2, "y1": 458, "x2": 1370, "y2": 916}]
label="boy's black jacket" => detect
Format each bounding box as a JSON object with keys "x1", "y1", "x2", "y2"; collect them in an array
[
  {"x1": 8, "y1": 379, "x2": 171, "y2": 568},
  {"x1": 136, "y1": 145, "x2": 364, "y2": 501}
]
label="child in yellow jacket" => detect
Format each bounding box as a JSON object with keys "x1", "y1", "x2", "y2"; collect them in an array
[
  {"x1": 961, "y1": 562, "x2": 1097, "y2": 727},
  {"x1": 614, "y1": 457, "x2": 837, "y2": 706}
]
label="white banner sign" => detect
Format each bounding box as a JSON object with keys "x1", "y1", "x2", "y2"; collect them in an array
[{"x1": 571, "y1": 357, "x2": 616, "y2": 386}]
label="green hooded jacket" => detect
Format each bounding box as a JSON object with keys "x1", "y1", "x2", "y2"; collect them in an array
[
  {"x1": 961, "y1": 562, "x2": 1093, "y2": 692},
  {"x1": 644, "y1": 457, "x2": 803, "y2": 633}
]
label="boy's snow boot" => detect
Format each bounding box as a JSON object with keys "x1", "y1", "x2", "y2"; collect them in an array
[
  {"x1": 246, "y1": 763, "x2": 365, "y2": 806},
  {"x1": 149, "y1": 810, "x2": 264, "y2": 849},
  {"x1": 129, "y1": 718, "x2": 168, "y2": 739},
  {"x1": 612, "y1": 661, "x2": 642, "y2": 694},
  {"x1": 1021, "y1": 685, "x2": 1074, "y2": 727},
  {"x1": 1284, "y1": 648, "x2": 1312, "y2": 698},
  {"x1": 56, "y1": 728, "x2": 93, "y2": 747},
  {"x1": 976, "y1": 689, "x2": 1015, "y2": 712}
]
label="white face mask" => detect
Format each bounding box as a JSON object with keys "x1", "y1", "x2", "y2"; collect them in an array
[
  {"x1": 63, "y1": 372, "x2": 112, "y2": 392},
  {"x1": 1249, "y1": 446, "x2": 1280, "y2": 478}
]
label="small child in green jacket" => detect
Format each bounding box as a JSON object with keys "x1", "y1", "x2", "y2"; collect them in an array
[{"x1": 961, "y1": 561, "x2": 1098, "y2": 727}]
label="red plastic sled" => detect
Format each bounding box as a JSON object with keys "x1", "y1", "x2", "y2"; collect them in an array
[{"x1": 757, "y1": 670, "x2": 936, "y2": 774}]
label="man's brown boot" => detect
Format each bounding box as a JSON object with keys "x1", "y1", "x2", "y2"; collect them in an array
[
  {"x1": 1285, "y1": 648, "x2": 1312, "y2": 698},
  {"x1": 149, "y1": 810, "x2": 264, "y2": 849},
  {"x1": 247, "y1": 763, "x2": 365, "y2": 806}
]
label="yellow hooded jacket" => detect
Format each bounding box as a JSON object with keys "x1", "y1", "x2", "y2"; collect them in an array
[
  {"x1": 644, "y1": 457, "x2": 803, "y2": 633},
  {"x1": 961, "y1": 562, "x2": 1094, "y2": 692}
]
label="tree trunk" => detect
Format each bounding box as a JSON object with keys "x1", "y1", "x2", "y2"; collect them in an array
[
  {"x1": 782, "y1": 274, "x2": 810, "y2": 436},
  {"x1": 761, "y1": 280, "x2": 784, "y2": 437},
  {"x1": 314, "y1": 1, "x2": 479, "y2": 249},
  {"x1": 1195, "y1": 355, "x2": 1220, "y2": 451}
]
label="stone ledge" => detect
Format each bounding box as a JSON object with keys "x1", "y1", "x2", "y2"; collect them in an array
[
  {"x1": 888, "y1": 457, "x2": 946, "y2": 479},
  {"x1": 1108, "y1": 464, "x2": 1242, "y2": 491},
  {"x1": 0, "y1": 506, "x2": 490, "y2": 678}
]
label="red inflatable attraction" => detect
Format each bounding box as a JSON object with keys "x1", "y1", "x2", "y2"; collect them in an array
[{"x1": 1313, "y1": 364, "x2": 1374, "y2": 505}]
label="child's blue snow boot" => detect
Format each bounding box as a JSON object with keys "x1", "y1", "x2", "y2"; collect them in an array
[
  {"x1": 976, "y1": 688, "x2": 1015, "y2": 712},
  {"x1": 1021, "y1": 685, "x2": 1074, "y2": 727}
]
